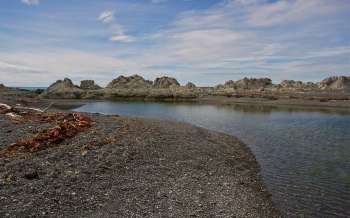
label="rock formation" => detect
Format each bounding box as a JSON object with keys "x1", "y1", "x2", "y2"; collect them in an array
[
  {"x1": 41, "y1": 78, "x2": 83, "y2": 99},
  {"x1": 80, "y1": 80, "x2": 102, "y2": 90},
  {"x1": 278, "y1": 80, "x2": 318, "y2": 91},
  {"x1": 38, "y1": 75, "x2": 349, "y2": 100},
  {"x1": 280, "y1": 80, "x2": 304, "y2": 89},
  {"x1": 235, "y1": 77, "x2": 272, "y2": 90},
  {"x1": 106, "y1": 75, "x2": 152, "y2": 89},
  {"x1": 221, "y1": 78, "x2": 272, "y2": 90},
  {"x1": 223, "y1": 80, "x2": 235, "y2": 88},
  {"x1": 185, "y1": 82, "x2": 196, "y2": 89},
  {"x1": 319, "y1": 76, "x2": 350, "y2": 90},
  {"x1": 153, "y1": 76, "x2": 180, "y2": 89},
  {"x1": 0, "y1": 84, "x2": 7, "y2": 91}
]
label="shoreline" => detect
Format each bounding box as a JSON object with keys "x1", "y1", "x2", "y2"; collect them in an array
[
  {"x1": 1, "y1": 91, "x2": 350, "y2": 115},
  {"x1": 0, "y1": 98, "x2": 281, "y2": 217},
  {"x1": 40, "y1": 96, "x2": 350, "y2": 114}
]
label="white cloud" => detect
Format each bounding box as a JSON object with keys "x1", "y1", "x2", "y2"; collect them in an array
[
  {"x1": 244, "y1": 0, "x2": 342, "y2": 27},
  {"x1": 21, "y1": 0, "x2": 39, "y2": 5},
  {"x1": 110, "y1": 34, "x2": 134, "y2": 42},
  {"x1": 3, "y1": 0, "x2": 350, "y2": 86},
  {"x1": 129, "y1": 0, "x2": 350, "y2": 83},
  {"x1": 0, "y1": 49, "x2": 143, "y2": 86},
  {"x1": 97, "y1": 11, "x2": 135, "y2": 43},
  {"x1": 98, "y1": 11, "x2": 114, "y2": 23}
]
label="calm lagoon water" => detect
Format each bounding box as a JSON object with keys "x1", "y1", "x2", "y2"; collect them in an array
[{"x1": 74, "y1": 101, "x2": 350, "y2": 217}]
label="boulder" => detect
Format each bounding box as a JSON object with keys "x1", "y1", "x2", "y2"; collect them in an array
[
  {"x1": 319, "y1": 76, "x2": 350, "y2": 90},
  {"x1": 80, "y1": 80, "x2": 102, "y2": 90},
  {"x1": 185, "y1": 82, "x2": 196, "y2": 89},
  {"x1": 107, "y1": 74, "x2": 152, "y2": 89},
  {"x1": 153, "y1": 76, "x2": 180, "y2": 89},
  {"x1": 41, "y1": 78, "x2": 83, "y2": 99}
]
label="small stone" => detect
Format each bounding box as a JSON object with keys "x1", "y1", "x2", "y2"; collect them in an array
[
  {"x1": 81, "y1": 149, "x2": 88, "y2": 156},
  {"x1": 24, "y1": 171, "x2": 39, "y2": 180}
]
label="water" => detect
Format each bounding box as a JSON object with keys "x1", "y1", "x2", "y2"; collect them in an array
[{"x1": 73, "y1": 101, "x2": 350, "y2": 217}]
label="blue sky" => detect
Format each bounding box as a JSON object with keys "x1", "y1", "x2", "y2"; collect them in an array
[{"x1": 0, "y1": 0, "x2": 349, "y2": 86}]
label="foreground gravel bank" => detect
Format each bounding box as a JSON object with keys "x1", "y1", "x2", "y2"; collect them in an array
[{"x1": 0, "y1": 99, "x2": 280, "y2": 217}]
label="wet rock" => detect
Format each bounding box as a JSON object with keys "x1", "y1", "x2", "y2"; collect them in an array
[
  {"x1": 153, "y1": 76, "x2": 180, "y2": 89},
  {"x1": 106, "y1": 74, "x2": 152, "y2": 89},
  {"x1": 80, "y1": 80, "x2": 102, "y2": 90},
  {"x1": 319, "y1": 76, "x2": 350, "y2": 90}
]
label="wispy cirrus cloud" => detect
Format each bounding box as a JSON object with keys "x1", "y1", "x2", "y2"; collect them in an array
[
  {"x1": 97, "y1": 10, "x2": 134, "y2": 43},
  {"x1": 131, "y1": 0, "x2": 350, "y2": 83},
  {"x1": 21, "y1": 0, "x2": 39, "y2": 6},
  {"x1": 98, "y1": 11, "x2": 114, "y2": 23},
  {"x1": 1, "y1": 0, "x2": 349, "y2": 86}
]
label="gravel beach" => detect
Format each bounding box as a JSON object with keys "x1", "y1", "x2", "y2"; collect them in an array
[{"x1": 0, "y1": 98, "x2": 280, "y2": 217}]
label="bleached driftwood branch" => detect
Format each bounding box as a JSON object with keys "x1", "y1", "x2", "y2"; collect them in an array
[
  {"x1": 0, "y1": 103, "x2": 12, "y2": 110},
  {"x1": 0, "y1": 102, "x2": 53, "y2": 119}
]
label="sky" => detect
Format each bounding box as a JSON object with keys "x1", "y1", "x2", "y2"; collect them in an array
[{"x1": 0, "y1": 0, "x2": 349, "y2": 87}]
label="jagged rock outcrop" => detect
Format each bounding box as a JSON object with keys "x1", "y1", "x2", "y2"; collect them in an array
[
  {"x1": 319, "y1": 76, "x2": 350, "y2": 90},
  {"x1": 185, "y1": 82, "x2": 196, "y2": 89},
  {"x1": 47, "y1": 78, "x2": 75, "y2": 91},
  {"x1": 153, "y1": 77, "x2": 180, "y2": 89},
  {"x1": 280, "y1": 80, "x2": 304, "y2": 89},
  {"x1": 223, "y1": 80, "x2": 235, "y2": 88},
  {"x1": 40, "y1": 78, "x2": 83, "y2": 99},
  {"x1": 221, "y1": 78, "x2": 272, "y2": 90},
  {"x1": 235, "y1": 78, "x2": 272, "y2": 90},
  {"x1": 35, "y1": 75, "x2": 349, "y2": 100},
  {"x1": 278, "y1": 80, "x2": 318, "y2": 91},
  {"x1": 80, "y1": 80, "x2": 102, "y2": 90},
  {"x1": 107, "y1": 75, "x2": 152, "y2": 89}
]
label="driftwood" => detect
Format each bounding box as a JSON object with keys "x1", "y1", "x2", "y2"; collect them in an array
[
  {"x1": 0, "y1": 102, "x2": 54, "y2": 118},
  {"x1": 0, "y1": 102, "x2": 92, "y2": 157}
]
